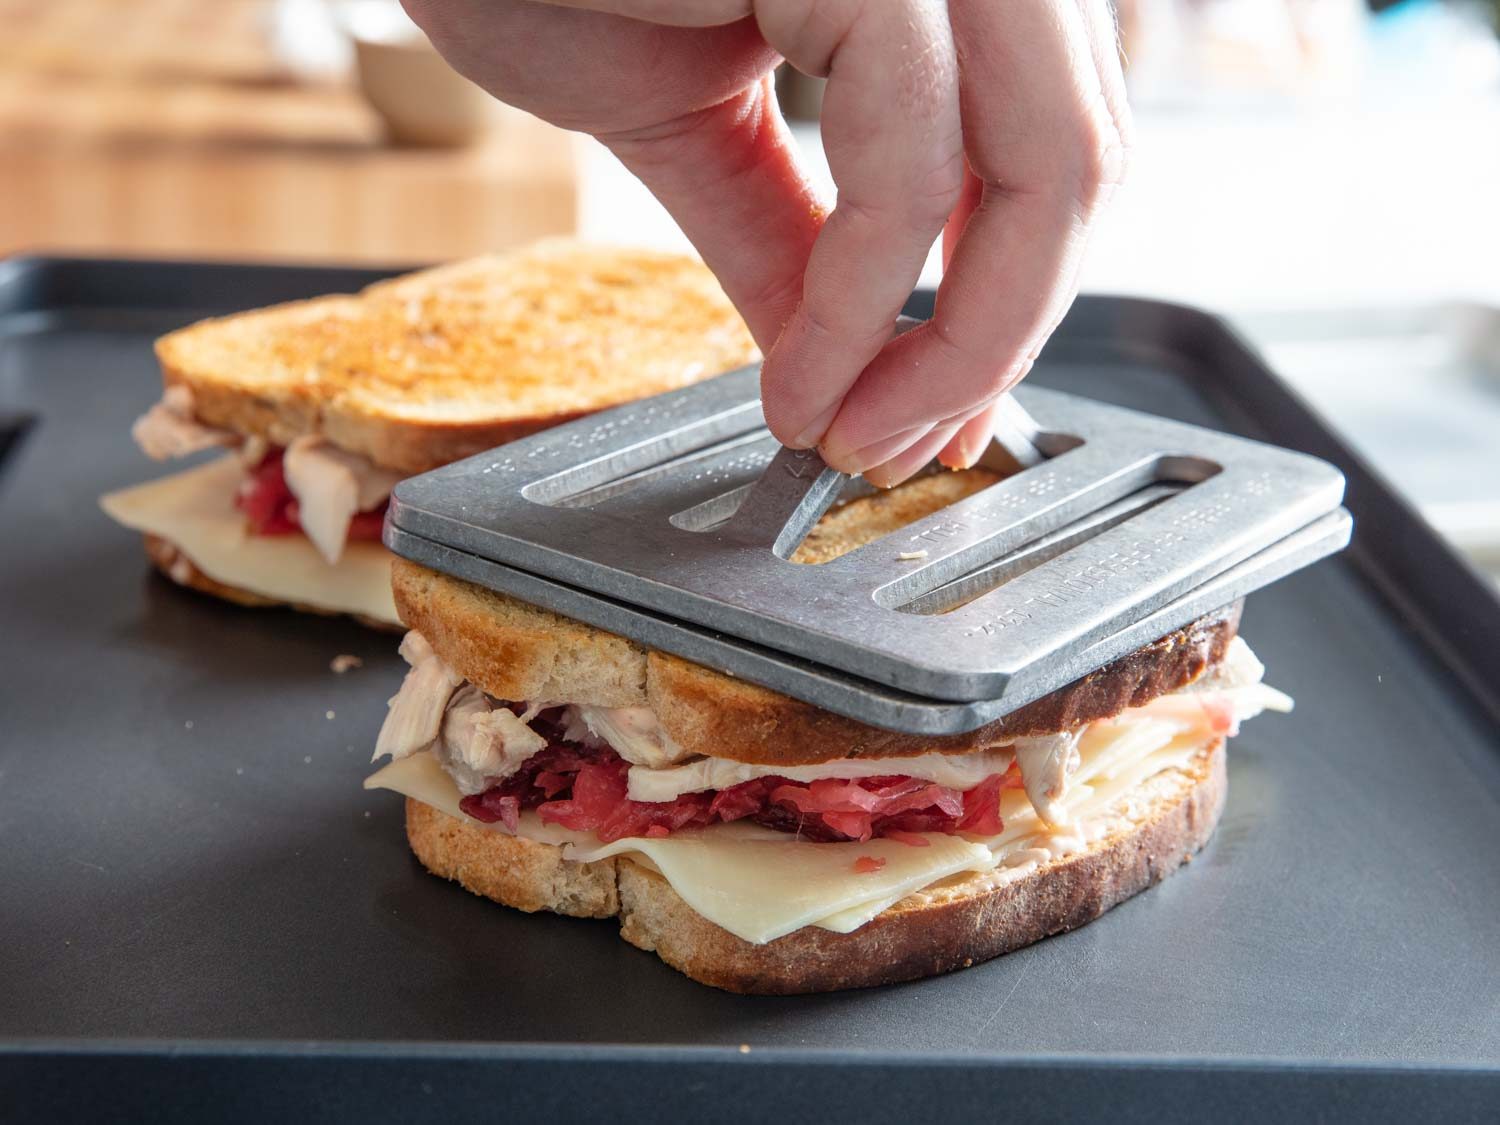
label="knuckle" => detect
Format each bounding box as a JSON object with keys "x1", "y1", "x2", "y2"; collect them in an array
[
  {"x1": 839, "y1": 152, "x2": 962, "y2": 237},
  {"x1": 914, "y1": 150, "x2": 967, "y2": 216},
  {"x1": 1070, "y1": 100, "x2": 1132, "y2": 212},
  {"x1": 928, "y1": 322, "x2": 1012, "y2": 400},
  {"x1": 742, "y1": 268, "x2": 805, "y2": 333},
  {"x1": 799, "y1": 295, "x2": 887, "y2": 352}
]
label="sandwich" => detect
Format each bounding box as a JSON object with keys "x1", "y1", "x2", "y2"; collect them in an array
[
  {"x1": 100, "y1": 240, "x2": 758, "y2": 626},
  {"x1": 365, "y1": 468, "x2": 1292, "y2": 993}
]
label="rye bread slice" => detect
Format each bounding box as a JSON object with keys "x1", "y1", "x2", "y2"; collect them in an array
[
  {"x1": 153, "y1": 239, "x2": 759, "y2": 474},
  {"x1": 403, "y1": 739, "x2": 1226, "y2": 993}
]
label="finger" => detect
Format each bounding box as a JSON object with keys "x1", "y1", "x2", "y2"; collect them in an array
[
  {"x1": 603, "y1": 74, "x2": 827, "y2": 348},
  {"x1": 817, "y1": 0, "x2": 1127, "y2": 468},
  {"x1": 754, "y1": 0, "x2": 965, "y2": 448},
  {"x1": 826, "y1": 420, "x2": 940, "y2": 479},
  {"x1": 863, "y1": 419, "x2": 965, "y2": 490},
  {"x1": 403, "y1": 2, "x2": 774, "y2": 133},
  {"x1": 530, "y1": 0, "x2": 752, "y2": 26},
  {"x1": 826, "y1": 393, "x2": 985, "y2": 479},
  {"x1": 937, "y1": 401, "x2": 998, "y2": 470}
]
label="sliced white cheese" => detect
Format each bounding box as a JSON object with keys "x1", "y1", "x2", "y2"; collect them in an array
[
  {"x1": 813, "y1": 724, "x2": 1211, "y2": 934},
  {"x1": 568, "y1": 829, "x2": 994, "y2": 945},
  {"x1": 363, "y1": 751, "x2": 993, "y2": 945},
  {"x1": 366, "y1": 747, "x2": 466, "y2": 818},
  {"x1": 100, "y1": 456, "x2": 399, "y2": 625}
]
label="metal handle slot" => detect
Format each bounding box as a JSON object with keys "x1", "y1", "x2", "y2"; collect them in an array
[
  {"x1": 946, "y1": 464, "x2": 1345, "y2": 670},
  {"x1": 519, "y1": 375, "x2": 765, "y2": 506},
  {"x1": 894, "y1": 482, "x2": 1187, "y2": 615},
  {"x1": 558, "y1": 435, "x2": 780, "y2": 519},
  {"x1": 833, "y1": 444, "x2": 1204, "y2": 603}
]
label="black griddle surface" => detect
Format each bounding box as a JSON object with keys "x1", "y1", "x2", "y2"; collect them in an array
[{"x1": 0, "y1": 258, "x2": 1496, "y2": 1120}]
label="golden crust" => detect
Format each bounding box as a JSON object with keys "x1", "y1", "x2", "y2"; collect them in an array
[
  {"x1": 154, "y1": 240, "x2": 759, "y2": 474},
  {"x1": 405, "y1": 799, "x2": 620, "y2": 919},
  {"x1": 392, "y1": 555, "x2": 648, "y2": 708},
  {"x1": 405, "y1": 740, "x2": 1226, "y2": 994}
]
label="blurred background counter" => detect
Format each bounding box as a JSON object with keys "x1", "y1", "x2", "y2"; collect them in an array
[{"x1": 0, "y1": 0, "x2": 576, "y2": 263}]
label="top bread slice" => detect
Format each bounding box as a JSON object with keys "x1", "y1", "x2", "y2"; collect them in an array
[
  {"x1": 155, "y1": 240, "x2": 760, "y2": 474},
  {"x1": 391, "y1": 468, "x2": 1243, "y2": 766}
]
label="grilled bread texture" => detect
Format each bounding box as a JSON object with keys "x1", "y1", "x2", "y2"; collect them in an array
[{"x1": 154, "y1": 240, "x2": 759, "y2": 474}]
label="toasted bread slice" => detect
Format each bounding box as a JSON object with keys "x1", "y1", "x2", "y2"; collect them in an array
[
  {"x1": 391, "y1": 468, "x2": 1242, "y2": 766},
  {"x1": 155, "y1": 240, "x2": 759, "y2": 474},
  {"x1": 404, "y1": 738, "x2": 1225, "y2": 994}
]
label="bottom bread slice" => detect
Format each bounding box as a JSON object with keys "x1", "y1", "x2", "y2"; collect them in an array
[
  {"x1": 142, "y1": 533, "x2": 402, "y2": 632},
  {"x1": 403, "y1": 739, "x2": 1227, "y2": 994}
]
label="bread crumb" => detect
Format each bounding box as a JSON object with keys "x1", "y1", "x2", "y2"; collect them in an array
[
  {"x1": 330, "y1": 654, "x2": 363, "y2": 674},
  {"x1": 897, "y1": 550, "x2": 928, "y2": 561}
]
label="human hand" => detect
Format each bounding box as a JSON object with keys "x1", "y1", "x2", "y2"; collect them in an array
[{"x1": 402, "y1": 0, "x2": 1129, "y2": 486}]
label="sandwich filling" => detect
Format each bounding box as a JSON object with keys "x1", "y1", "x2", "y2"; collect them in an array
[
  {"x1": 131, "y1": 386, "x2": 401, "y2": 565},
  {"x1": 102, "y1": 387, "x2": 403, "y2": 623},
  {"x1": 370, "y1": 629, "x2": 1289, "y2": 848},
  {"x1": 366, "y1": 630, "x2": 1287, "y2": 944}
]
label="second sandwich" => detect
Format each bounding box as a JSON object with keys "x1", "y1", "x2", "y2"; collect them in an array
[{"x1": 101, "y1": 240, "x2": 757, "y2": 626}]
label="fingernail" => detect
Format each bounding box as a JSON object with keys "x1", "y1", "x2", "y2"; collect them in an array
[
  {"x1": 937, "y1": 438, "x2": 972, "y2": 471},
  {"x1": 819, "y1": 435, "x2": 876, "y2": 475},
  {"x1": 788, "y1": 401, "x2": 842, "y2": 450}
]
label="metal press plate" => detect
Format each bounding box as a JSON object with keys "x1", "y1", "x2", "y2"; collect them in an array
[
  {"x1": 387, "y1": 376, "x2": 1348, "y2": 705},
  {"x1": 388, "y1": 508, "x2": 1351, "y2": 733}
]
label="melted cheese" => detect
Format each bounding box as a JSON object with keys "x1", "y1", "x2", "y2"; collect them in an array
[
  {"x1": 100, "y1": 455, "x2": 399, "y2": 624},
  {"x1": 364, "y1": 710, "x2": 1223, "y2": 946},
  {"x1": 626, "y1": 746, "x2": 1016, "y2": 803}
]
